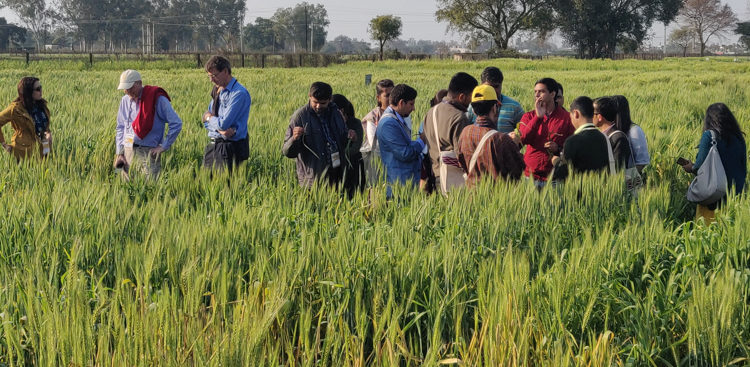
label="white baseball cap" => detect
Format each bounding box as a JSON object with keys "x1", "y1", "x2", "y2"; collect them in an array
[{"x1": 118, "y1": 69, "x2": 142, "y2": 90}]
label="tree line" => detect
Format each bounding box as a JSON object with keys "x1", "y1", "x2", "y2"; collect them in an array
[{"x1": 1, "y1": 0, "x2": 748, "y2": 58}]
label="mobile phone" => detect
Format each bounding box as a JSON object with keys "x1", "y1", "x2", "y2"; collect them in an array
[{"x1": 676, "y1": 157, "x2": 690, "y2": 166}]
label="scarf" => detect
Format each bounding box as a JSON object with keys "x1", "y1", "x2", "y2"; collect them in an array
[{"x1": 132, "y1": 86, "x2": 170, "y2": 139}]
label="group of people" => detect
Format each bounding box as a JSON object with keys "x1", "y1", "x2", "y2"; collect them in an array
[
  {"x1": 0, "y1": 61, "x2": 745, "y2": 221},
  {"x1": 281, "y1": 66, "x2": 746, "y2": 220}
]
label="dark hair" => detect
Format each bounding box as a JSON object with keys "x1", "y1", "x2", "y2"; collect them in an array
[
  {"x1": 15, "y1": 76, "x2": 47, "y2": 111},
  {"x1": 431, "y1": 89, "x2": 448, "y2": 107},
  {"x1": 704, "y1": 103, "x2": 745, "y2": 142},
  {"x1": 534, "y1": 78, "x2": 558, "y2": 98},
  {"x1": 569, "y1": 96, "x2": 594, "y2": 119},
  {"x1": 556, "y1": 83, "x2": 564, "y2": 97},
  {"x1": 448, "y1": 72, "x2": 478, "y2": 97},
  {"x1": 389, "y1": 84, "x2": 417, "y2": 106},
  {"x1": 331, "y1": 94, "x2": 355, "y2": 119},
  {"x1": 471, "y1": 100, "x2": 497, "y2": 116},
  {"x1": 611, "y1": 95, "x2": 633, "y2": 134},
  {"x1": 309, "y1": 82, "x2": 333, "y2": 100},
  {"x1": 593, "y1": 96, "x2": 618, "y2": 124},
  {"x1": 205, "y1": 55, "x2": 231, "y2": 74},
  {"x1": 375, "y1": 79, "x2": 394, "y2": 108},
  {"x1": 480, "y1": 67, "x2": 504, "y2": 85}
]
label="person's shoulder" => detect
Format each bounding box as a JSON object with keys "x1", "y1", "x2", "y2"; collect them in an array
[
  {"x1": 290, "y1": 104, "x2": 310, "y2": 120},
  {"x1": 501, "y1": 95, "x2": 522, "y2": 106}
]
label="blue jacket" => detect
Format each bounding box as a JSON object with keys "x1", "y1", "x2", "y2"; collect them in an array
[
  {"x1": 376, "y1": 107, "x2": 423, "y2": 188},
  {"x1": 694, "y1": 130, "x2": 747, "y2": 194}
]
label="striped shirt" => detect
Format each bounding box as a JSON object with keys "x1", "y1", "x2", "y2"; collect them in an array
[
  {"x1": 457, "y1": 120, "x2": 525, "y2": 187},
  {"x1": 466, "y1": 94, "x2": 525, "y2": 133}
]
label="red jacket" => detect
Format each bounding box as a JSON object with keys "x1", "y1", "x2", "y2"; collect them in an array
[
  {"x1": 518, "y1": 106, "x2": 574, "y2": 181},
  {"x1": 133, "y1": 86, "x2": 170, "y2": 139}
]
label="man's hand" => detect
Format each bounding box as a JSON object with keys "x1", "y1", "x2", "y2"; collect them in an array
[
  {"x1": 2, "y1": 143, "x2": 11, "y2": 153},
  {"x1": 202, "y1": 111, "x2": 213, "y2": 122},
  {"x1": 219, "y1": 128, "x2": 236, "y2": 138},
  {"x1": 347, "y1": 129, "x2": 357, "y2": 141},
  {"x1": 508, "y1": 131, "x2": 521, "y2": 147},
  {"x1": 681, "y1": 161, "x2": 694, "y2": 173},
  {"x1": 544, "y1": 141, "x2": 559, "y2": 155},
  {"x1": 534, "y1": 97, "x2": 547, "y2": 118},
  {"x1": 44, "y1": 131, "x2": 52, "y2": 141},
  {"x1": 113, "y1": 154, "x2": 127, "y2": 169},
  {"x1": 551, "y1": 155, "x2": 561, "y2": 165},
  {"x1": 149, "y1": 146, "x2": 165, "y2": 158},
  {"x1": 292, "y1": 126, "x2": 305, "y2": 141}
]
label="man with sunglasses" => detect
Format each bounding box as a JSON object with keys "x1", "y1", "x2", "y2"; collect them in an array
[
  {"x1": 114, "y1": 69, "x2": 183, "y2": 180},
  {"x1": 465, "y1": 67, "x2": 524, "y2": 133},
  {"x1": 202, "y1": 55, "x2": 251, "y2": 173}
]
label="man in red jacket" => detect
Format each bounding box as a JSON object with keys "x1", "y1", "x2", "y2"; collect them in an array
[{"x1": 518, "y1": 77, "x2": 574, "y2": 189}]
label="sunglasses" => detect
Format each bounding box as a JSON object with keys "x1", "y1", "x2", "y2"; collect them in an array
[{"x1": 34, "y1": 86, "x2": 42, "y2": 92}]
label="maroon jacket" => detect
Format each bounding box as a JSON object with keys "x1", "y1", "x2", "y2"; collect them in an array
[{"x1": 518, "y1": 106, "x2": 574, "y2": 181}]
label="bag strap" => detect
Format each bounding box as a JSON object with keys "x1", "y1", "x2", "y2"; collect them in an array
[
  {"x1": 431, "y1": 106, "x2": 442, "y2": 154},
  {"x1": 610, "y1": 130, "x2": 636, "y2": 168},
  {"x1": 468, "y1": 130, "x2": 498, "y2": 175},
  {"x1": 709, "y1": 129, "x2": 718, "y2": 146},
  {"x1": 604, "y1": 132, "x2": 616, "y2": 175}
]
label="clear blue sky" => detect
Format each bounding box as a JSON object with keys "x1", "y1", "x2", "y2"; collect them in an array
[{"x1": 2, "y1": 0, "x2": 748, "y2": 45}]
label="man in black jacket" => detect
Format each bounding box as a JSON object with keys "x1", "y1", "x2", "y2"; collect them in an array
[
  {"x1": 282, "y1": 82, "x2": 355, "y2": 187},
  {"x1": 552, "y1": 96, "x2": 610, "y2": 180}
]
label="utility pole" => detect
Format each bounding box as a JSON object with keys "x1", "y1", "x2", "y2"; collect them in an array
[{"x1": 305, "y1": 5, "x2": 309, "y2": 52}]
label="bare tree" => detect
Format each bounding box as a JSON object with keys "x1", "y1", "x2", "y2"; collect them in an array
[
  {"x1": 670, "y1": 26, "x2": 693, "y2": 56},
  {"x1": 678, "y1": 0, "x2": 738, "y2": 56}
]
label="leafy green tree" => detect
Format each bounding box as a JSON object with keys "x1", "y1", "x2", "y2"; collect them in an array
[
  {"x1": 0, "y1": 17, "x2": 26, "y2": 51},
  {"x1": 270, "y1": 2, "x2": 328, "y2": 52},
  {"x1": 369, "y1": 15, "x2": 401, "y2": 61},
  {"x1": 0, "y1": 0, "x2": 55, "y2": 50},
  {"x1": 737, "y1": 22, "x2": 750, "y2": 50},
  {"x1": 435, "y1": 0, "x2": 552, "y2": 51},
  {"x1": 678, "y1": 0, "x2": 737, "y2": 56},
  {"x1": 243, "y1": 17, "x2": 282, "y2": 52},
  {"x1": 553, "y1": 0, "x2": 680, "y2": 58}
]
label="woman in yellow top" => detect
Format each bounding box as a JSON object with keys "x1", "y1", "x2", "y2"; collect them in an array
[{"x1": 0, "y1": 77, "x2": 52, "y2": 160}]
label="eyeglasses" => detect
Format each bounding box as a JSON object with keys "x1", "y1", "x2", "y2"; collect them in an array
[{"x1": 34, "y1": 86, "x2": 42, "y2": 92}]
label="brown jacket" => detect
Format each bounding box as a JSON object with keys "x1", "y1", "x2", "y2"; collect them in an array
[
  {"x1": 0, "y1": 101, "x2": 51, "y2": 160},
  {"x1": 421, "y1": 100, "x2": 470, "y2": 177}
]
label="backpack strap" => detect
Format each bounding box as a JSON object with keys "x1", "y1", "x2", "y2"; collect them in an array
[{"x1": 468, "y1": 130, "x2": 498, "y2": 176}]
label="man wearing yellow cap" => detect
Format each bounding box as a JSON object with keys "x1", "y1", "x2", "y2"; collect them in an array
[{"x1": 457, "y1": 85, "x2": 524, "y2": 188}]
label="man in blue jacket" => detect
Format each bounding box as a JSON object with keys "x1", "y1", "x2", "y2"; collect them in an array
[{"x1": 376, "y1": 84, "x2": 426, "y2": 197}]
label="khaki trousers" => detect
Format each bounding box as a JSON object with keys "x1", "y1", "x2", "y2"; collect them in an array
[{"x1": 123, "y1": 146, "x2": 161, "y2": 180}]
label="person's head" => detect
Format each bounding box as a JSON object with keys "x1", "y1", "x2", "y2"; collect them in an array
[
  {"x1": 555, "y1": 82, "x2": 564, "y2": 107},
  {"x1": 480, "y1": 66, "x2": 504, "y2": 97},
  {"x1": 16, "y1": 76, "x2": 46, "y2": 110},
  {"x1": 534, "y1": 78, "x2": 558, "y2": 106},
  {"x1": 308, "y1": 82, "x2": 333, "y2": 115},
  {"x1": 375, "y1": 79, "x2": 394, "y2": 109},
  {"x1": 389, "y1": 84, "x2": 418, "y2": 117},
  {"x1": 117, "y1": 69, "x2": 143, "y2": 99},
  {"x1": 704, "y1": 103, "x2": 745, "y2": 141},
  {"x1": 331, "y1": 94, "x2": 355, "y2": 119},
  {"x1": 593, "y1": 97, "x2": 618, "y2": 128},
  {"x1": 569, "y1": 96, "x2": 594, "y2": 129},
  {"x1": 431, "y1": 89, "x2": 448, "y2": 107},
  {"x1": 205, "y1": 55, "x2": 232, "y2": 87},
  {"x1": 448, "y1": 72, "x2": 478, "y2": 108},
  {"x1": 611, "y1": 95, "x2": 633, "y2": 134},
  {"x1": 470, "y1": 84, "x2": 500, "y2": 126}
]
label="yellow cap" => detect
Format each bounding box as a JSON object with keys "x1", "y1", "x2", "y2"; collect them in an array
[{"x1": 471, "y1": 84, "x2": 498, "y2": 103}]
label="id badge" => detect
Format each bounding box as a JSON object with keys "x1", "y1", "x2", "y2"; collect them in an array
[
  {"x1": 331, "y1": 151, "x2": 341, "y2": 168},
  {"x1": 124, "y1": 131, "x2": 134, "y2": 148}
]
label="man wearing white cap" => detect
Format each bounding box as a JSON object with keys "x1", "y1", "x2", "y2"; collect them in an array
[{"x1": 114, "y1": 69, "x2": 182, "y2": 180}]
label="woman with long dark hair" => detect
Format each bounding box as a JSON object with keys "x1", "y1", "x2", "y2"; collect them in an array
[
  {"x1": 0, "y1": 77, "x2": 52, "y2": 160},
  {"x1": 613, "y1": 95, "x2": 649, "y2": 174},
  {"x1": 681, "y1": 103, "x2": 747, "y2": 221}
]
